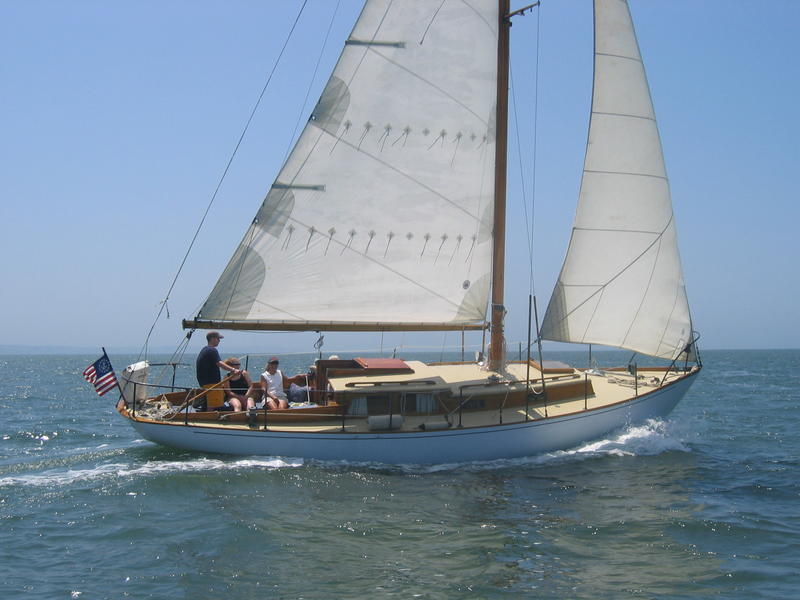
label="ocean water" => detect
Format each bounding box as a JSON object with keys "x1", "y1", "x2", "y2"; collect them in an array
[{"x1": 1, "y1": 349, "x2": 798, "y2": 599}]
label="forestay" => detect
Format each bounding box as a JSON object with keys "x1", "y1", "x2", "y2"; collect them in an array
[
  {"x1": 191, "y1": 1, "x2": 499, "y2": 331},
  {"x1": 541, "y1": 0, "x2": 693, "y2": 360}
]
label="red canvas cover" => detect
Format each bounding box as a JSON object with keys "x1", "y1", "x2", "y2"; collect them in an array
[{"x1": 353, "y1": 358, "x2": 413, "y2": 372}]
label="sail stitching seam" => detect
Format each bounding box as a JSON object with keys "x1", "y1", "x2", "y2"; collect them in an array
[
  {"x1": 655, "y1": 275, "x2": 686, "y2": 359},
  {"x1": 591, "y1": 111, "x2": 654, "y2": 122},
  {"x1": 595, "y1": 51, "x2": 641, "y2": 63},
  {"x1": 367, "y1": 48, "x2": 491, "y2": 127},
  {"x1": 419, "y1": 0, "x2": 448, "y2": 45},
  {"x1": 573, "y1": 227, "x2": 661, "y2": 235},
  {"x1": 235, "y1": 293, "x2": 312, "y2": 321},
  {"x1": 579, "y1": 287, "x2": 605, "y2": 343},
  {"x1": 620, "y1": 233, "x2": 663, "y2": 349},
  {"x1": 553, "y1": 213, "x2": 674, "y2": 328},
  {"x1": 281, "y1": 213, "x2": 466, "y2": 312},
  {"x1": 459, "y1": 0, "x2": 498, "y2": 37},
  {"x1": 328, "y1": 134, "x2": 485, "y2": 221},
  {"x1": 583, "y1": 169, "x2": 666, "y2": 180}
]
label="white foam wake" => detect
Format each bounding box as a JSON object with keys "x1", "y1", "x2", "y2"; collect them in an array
[
  {"x1": 393, "y1": 419, "x2": 690, "y2": 473},
  {"x1": 0, "y1": 456, "x2": 303, "y2": 488},
  {"x1": 558, "y1": 418, "x2": 690, "y2": 458}
]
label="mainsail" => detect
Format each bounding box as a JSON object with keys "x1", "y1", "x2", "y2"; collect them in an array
[
  {"x1": 189, "y1": 1, "x2": 500, "y2": 331},
  {"x1": 540, "y1": 0, "x2": 693, "y2": 360}
]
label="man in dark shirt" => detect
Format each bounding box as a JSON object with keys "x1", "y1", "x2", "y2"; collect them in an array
[{"x1": 194, "y1": 331, "x2": 240, "y2": 410}]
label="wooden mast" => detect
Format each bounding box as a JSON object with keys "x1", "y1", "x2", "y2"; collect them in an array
[{"x1": 489, "y1": 0, "x2": 510, "y2": 371}]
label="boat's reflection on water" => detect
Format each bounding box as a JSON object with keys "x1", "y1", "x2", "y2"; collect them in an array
[{"x1": 474, "y1": 448, "x2": 721, "y2": 596}]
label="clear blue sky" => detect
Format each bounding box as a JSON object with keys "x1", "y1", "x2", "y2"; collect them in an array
[{"x1": 1, "y1": 0, "x2": 797, "y2": 356}]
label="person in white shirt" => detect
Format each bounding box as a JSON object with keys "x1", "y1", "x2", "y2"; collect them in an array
[{"x1": 261, "y1": 356, "x2": 289, "y2": 410}]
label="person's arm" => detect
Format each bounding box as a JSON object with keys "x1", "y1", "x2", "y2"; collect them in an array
[
  {"x1": 285, "y1": 373, "x2": 305, "y2": 386},
  {"x1": 217, "y1": 360, "x2": 241, "y2": 377}
]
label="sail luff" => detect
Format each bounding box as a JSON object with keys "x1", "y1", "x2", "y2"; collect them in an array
[{"x1": 540, "y1": 0, "x2": 693, "y2": 360}]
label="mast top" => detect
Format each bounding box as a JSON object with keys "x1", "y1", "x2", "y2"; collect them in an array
[{"x1": 507, "y1": 2, "x2": 541, "y2": 20}]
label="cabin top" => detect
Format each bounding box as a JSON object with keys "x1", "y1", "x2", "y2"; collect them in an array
[{"x1": 326, "y1": 360, "x2": 576, "y2": 396}]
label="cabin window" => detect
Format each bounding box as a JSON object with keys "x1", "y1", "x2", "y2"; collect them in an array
[
  {"x1": 347, "y1": 396, "x2": 367, "y2": 416},
  {"x1": 347, "y1": 394, "x2": 393, "y2": 416},
  {"x1": 402, "y1": 393, "x2": 436, "y2": 414},
  {"x1": 365, "y1": 395, "x2": 392, "y2": 415}
]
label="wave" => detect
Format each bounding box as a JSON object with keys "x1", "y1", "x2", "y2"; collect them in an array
[{"x1": 0, "y1": 456, "x2": 303, "y2": 489}]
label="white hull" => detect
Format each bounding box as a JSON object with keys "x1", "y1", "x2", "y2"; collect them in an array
[{"x1": 125, "y1": 371, "x2": 697, "y2": 465}]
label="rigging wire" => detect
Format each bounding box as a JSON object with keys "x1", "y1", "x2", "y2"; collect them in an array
[
  {"x1": 137, "y1": 1, "x2": 310, "y2": 361},
  {"x1": 509, "y1": 69, "x2": 532, "y2": 288},
  {"x1": 282, "y1": 0, "x2": 343, "y2": 163},
  {"x1": 509, "y1": 3, "x2": 541, "y2": 300},
  {"x1": 509, "y1": 3, "x2": 541, "y2": 360},
  {"x1": 529, "y1": 7, "x2": 541, "y2": 297},
  {"x1": 152, "y1": 335, "x2": 192, "y2": 388}
]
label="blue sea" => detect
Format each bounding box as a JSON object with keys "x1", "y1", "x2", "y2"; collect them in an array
[{"x1": 1, "y1": 349, "x2": 798, "y2": 599}]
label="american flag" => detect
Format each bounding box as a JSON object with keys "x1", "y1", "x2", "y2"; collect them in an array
[{"x1": 83, "y1": 352, "x2": 119, "y2": 396}]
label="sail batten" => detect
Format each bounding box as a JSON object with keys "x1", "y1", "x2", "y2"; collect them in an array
[
  {"x1": 541, "y1": 0, "x2": 693, "y2": 361},
  {"x1": 194, "y1": 1, "x2": 500, "y2": 330}
]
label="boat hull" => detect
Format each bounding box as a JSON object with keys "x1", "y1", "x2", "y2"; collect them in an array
[{"x1": 123, "y1": 370, "x2": 698, "y2": 464}]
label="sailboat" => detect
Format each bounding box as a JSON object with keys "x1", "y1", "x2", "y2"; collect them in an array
[{"x1": 118, "y1": 0, "x2": 701, "y2": 464}]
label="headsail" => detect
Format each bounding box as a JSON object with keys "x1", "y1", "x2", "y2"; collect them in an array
[
  {"x1": 188, "y1": 1, "x2": 500, "y2": 332},
  {"x1": 540, "y1": 0, "x2": 693, "y2": 360}
]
